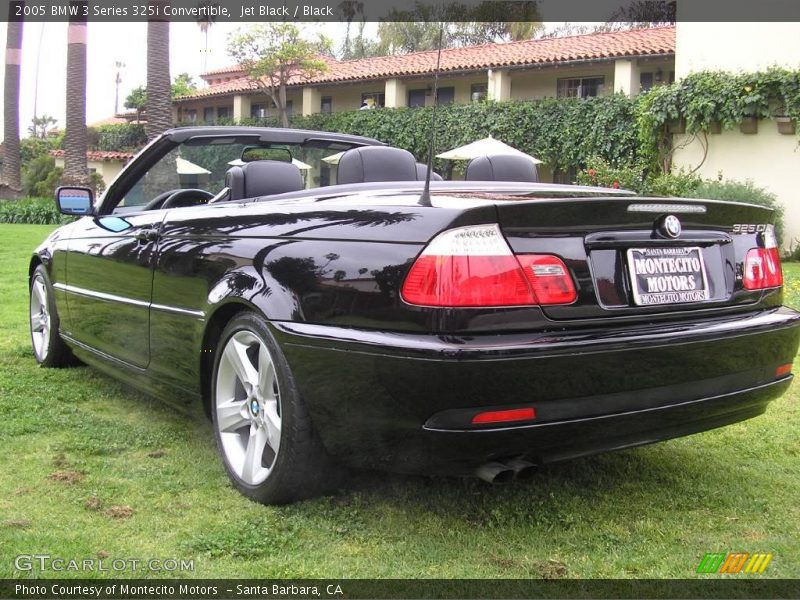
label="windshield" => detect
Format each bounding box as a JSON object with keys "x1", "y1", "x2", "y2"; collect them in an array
[{"x1": 114, "y1": 135, "x2": 365, "y2": 213}]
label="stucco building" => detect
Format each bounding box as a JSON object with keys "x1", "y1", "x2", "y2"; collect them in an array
[{"x1": 173, "y1": 27, "x2": 676, "y2": 123}]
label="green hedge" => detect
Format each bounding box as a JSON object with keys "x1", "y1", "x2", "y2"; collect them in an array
[
  {"x1": 0, "y1": 197, "x2": 72, "y2": 225},
  {"x1": 291, "y1": 96, "x2": 642, "y2": 174}
]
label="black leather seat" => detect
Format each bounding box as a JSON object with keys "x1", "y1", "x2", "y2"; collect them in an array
[
  {"x1": 415, "y1": 163, "x2": 443, "y2": 181},
  {"x1": 337, "y1": 147, "x2": 418, "y2": 184},
  {"x1": 225, "y1": 160, "x2": 304, "y2": 200},
  {"x1": 464, "y1": 154, "x2": 539, "y2": 183}
]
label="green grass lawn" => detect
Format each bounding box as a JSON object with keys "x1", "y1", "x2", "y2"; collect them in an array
[{"x1": 1, "y1": 224, "x2": 799, "y2": 579}]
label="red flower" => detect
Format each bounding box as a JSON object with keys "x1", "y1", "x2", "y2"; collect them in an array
[
  {"x1": 612, "y1": 180, "x2": 620, "y2": 189},
  {"x1": 588, "y1": 169, "x2": 597, "y2": 177}
]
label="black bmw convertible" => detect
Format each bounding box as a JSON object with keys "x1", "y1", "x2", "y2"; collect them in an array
[{"x1": 30, "y1": 127, "x2": 800, "y2": 504}]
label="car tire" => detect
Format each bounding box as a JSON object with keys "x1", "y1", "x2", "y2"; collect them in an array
[
  {"x1": 211, "y1": 311, "x2": 337, "y2": 504},
  {"x1": 29, "y1": 265, "x2": 75, "y2": 368}
]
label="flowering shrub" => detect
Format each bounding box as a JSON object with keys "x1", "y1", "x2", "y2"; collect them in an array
[{"x1": 575, "y1": 157, "x2": 645, "y2": 191}]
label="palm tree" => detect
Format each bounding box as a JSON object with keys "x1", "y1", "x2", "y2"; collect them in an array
[
  {"x1": 195, "y1": 1, "x2": 217, "y2": 75},
  {"x1": 2, "y1": 13, "x2": 24, "y2": 193},
  {"x1": 62, "y1": 8, "x2": 88, "y2": 186},
  {"x1": 146, "y1": 7, "x2": 172, "y2": 140}
]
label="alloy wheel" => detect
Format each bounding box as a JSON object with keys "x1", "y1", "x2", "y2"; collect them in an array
[
  {"x1": 30, "y1": 274, "x2": 51, "y2": 361},
  {"x1": 214, "y1": 330, "x2": 282, "y2": 486}
]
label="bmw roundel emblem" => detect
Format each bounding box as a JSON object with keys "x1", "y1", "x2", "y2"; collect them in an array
[{"x1": 661, "y1": 215, "x2": 682, "y2": 238}]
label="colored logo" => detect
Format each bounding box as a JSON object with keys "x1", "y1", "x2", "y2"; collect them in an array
[
  {"x1": 660, "y1": 214, "x2": 682, "y2": 238},
  {"x1": 696, "y1": 552, "x2": 773, "y2": 574}
]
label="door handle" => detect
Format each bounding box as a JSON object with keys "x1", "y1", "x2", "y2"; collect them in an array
[{"x1": 134, "y1": 229, "x2": 159, "y2": 243}]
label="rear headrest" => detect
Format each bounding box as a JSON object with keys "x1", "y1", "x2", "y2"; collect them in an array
[
  {"x1": 464, "y1": 154, "x2": 539, "y2": 183},
  {"x1": 415, "y1": 163, "x2": 443, "y2": 181},
  {"x1": 337, "y1": 146, "x2": 418, "y2": 184},
  {"x1": 225, "y1": 160, "x2": 304, "y2": 200}
]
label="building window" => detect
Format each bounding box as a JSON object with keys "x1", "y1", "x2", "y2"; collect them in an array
[
  {"x1": 471, "y1": 83, "x2": 488, "y2": 102},
  {"x1": 437, "y1": 87, "x2": 455, "y2": 105},
  {"x1": 408, "y1": 89, "x2": 426, "y2": 108},
  {"x1": 361, "y1": 92, "x2": 384, "y2": 109},
  {"x1": 203, "y1": 107, "x2": 215, "y2": 123},
  {"x1": 183, "y1": 109, "x2": 197, "y2": 123},
  {"x1": 285, "y1": 100, "x2": 294, "y2": 117},
  {"x1": 250, "y1": 103, "x2": 266, "y2": 119},
  {"x1": 217, "y1": 106, "x2": 232, "y2": 120},
  {"x1": 556, "y1": 76, "x2": 605, "y2": 98},
  {"x1": 321, "y1": 96, "x2": 332, "y2": 113},
  {"x1": 639, "y1": 72, "x2": 654, "y2": 92}
]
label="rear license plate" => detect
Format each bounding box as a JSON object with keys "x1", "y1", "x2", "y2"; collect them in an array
[{"x1": 627, "y1": 247, "x2": 710, "y2": 306}]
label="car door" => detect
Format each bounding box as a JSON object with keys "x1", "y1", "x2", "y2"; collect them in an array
[{"x1": 64, "y1": 211, "x2": 166, "y2": 368}]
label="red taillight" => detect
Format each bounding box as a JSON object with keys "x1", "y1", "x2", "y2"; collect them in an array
[
  {"x1": 776, "y1": 363, "x2": 792, "y2": 377},
  {"x1": 517, "y1": 254, "x2": 578, "y2": 305},
  {"x1": 401, "y1": 224, "x2": 576, "y2": 307},
  {"x1": 471, "y1": 407, "x2": 536, "y2": 425},
  {"x1": 743, "y1": 224, "x2": 782, "y2": 290},
  {"x1": 743, "y1": 247, "x2": 782, "y2": 290},
  {"x1": 402, "y1": 254, "x2": 534, "y2": 307}
]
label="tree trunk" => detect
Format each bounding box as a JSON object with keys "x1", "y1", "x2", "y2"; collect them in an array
[
  {"x1": 62, "y1": 6, "x2": 88, "y2": 186},
  {"x1": 278, "y1": 84, "x2": 289, "y2": 128},
  {"x1": 2, "y1": 13, "x2": 24, "y2": 193},
  {"x1": 146, "y1": 4, "x2": 172, "y2": 141}
]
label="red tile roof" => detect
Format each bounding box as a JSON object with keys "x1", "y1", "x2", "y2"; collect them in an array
[
  {"x1": 50, "y1": 149, "x2": 135, "y2": 163},
  {"x1": 203, "y1": 64, "x2": 246, "y2": 76},
  {"x1": 88, "y1": 114, "x2": 145, "y2": 127},
  {"x1": 181, "y1": 26, "x2": 675, "y2": 101}
]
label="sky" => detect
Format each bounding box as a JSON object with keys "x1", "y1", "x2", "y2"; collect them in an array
[
  {"x1": 0, "y1": 21, "x2": 349, "y2": 138},
  {"x1": 0, "y1": 21, "x2": 584, "y2": 139}
]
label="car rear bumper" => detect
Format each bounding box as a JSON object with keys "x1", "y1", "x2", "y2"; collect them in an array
[{"x1": 274, "y1": 307, "x2": 800, "y2": 475}]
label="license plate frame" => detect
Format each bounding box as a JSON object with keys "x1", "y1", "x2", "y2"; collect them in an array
[{"x1": 627, "y1": 246, "x2": 710, "y2": 306}]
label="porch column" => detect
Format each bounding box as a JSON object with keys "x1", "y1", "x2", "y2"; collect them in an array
[
  {"x1": 614, "y1": 59, "x2": 640, "y2": 97},
  {"x1": 384, "y1": 78, "x2": 407, "y2": 108},
  {"x1": 232, "y1": 94, "x2": 251, "y2": 121},
  {"x1": 487, "y1": 69, "x2": 511, "y2": 101},
  {"x1": 302, "y1": 86, "x2": 321, "y2": 116}
]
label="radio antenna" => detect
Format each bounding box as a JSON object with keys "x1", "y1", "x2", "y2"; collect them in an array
[{"x1": 418, "y1": 24, "x2": 445, "y2": 207}]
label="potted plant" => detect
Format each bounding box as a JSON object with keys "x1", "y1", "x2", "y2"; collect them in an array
[
  {"x1": 776, "y1": 114, "x2": 796, "y2": 135},
  {"x1": 739, "y1": 116, "x2": 758, "y2": 134},
  {"x1": 774, "y1": 101, "x2": 796, "y2": 134},
  {"x1": 737, "y1": 81, "x2": 769, "y2": 134}
]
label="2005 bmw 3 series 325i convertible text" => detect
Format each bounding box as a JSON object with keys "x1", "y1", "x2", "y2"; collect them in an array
[{"x1": 30, "y1": 127, "x2": 800, "y2": 504}]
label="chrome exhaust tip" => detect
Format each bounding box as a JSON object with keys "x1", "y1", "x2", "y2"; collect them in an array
[
  {"x1": 475, "y1": 461, "x2": 515, "y2": 484},
  {"x1": 505, "y1": 457, "x2": 537, "y2": 481}
]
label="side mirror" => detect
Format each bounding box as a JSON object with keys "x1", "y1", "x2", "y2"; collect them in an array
[{"x1": 55, "y1": 186, "x2": 94, "y2": 216}]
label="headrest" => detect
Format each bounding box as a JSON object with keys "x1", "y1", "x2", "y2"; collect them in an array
[
  {"x1": 337, "y1": 146, "x2": 418, "y2": 184},
  {"x1": 225, "y1": 160, "x2": 304, "y2": 200},
  {"x1": 464, "y1": 154, "x2": 539, "y2": 183},
  {"x1": 415, "y1": 163, "x2": 443, "y2": 181}
]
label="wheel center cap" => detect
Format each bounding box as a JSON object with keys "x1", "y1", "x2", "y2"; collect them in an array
[{"x1": 250, "y1": 399, "x2": 260, "y2": 416}]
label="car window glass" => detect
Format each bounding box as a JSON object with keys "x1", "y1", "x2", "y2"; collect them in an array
[{"x1": 111, "y1": 137, "x2": 365, "y2": 214}]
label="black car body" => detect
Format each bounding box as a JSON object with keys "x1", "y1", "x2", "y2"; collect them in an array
[{"x1": 30, "y1": 127, "x2": 800, "y2": 503}]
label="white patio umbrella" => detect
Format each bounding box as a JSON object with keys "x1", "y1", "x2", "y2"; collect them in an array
[
  {"x1": 322, "y1": 151, "x2": 345, "y2": 165},
  {"x1": 176, "y1": 157, "x2": 211, "y2": 175},
  {"x1": 436, "y1": 136, "x2": 542, "y2": 164}
]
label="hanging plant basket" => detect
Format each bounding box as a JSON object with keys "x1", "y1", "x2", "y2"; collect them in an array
[
  {"x1": 739, "y1": 117, "x2": 759, "y2": 134},
  {"x1": 667, "y1": 118, "x2": 686, "y2": 134},
  {"x1": 708, "y1": 121, "x2": 722, "y2": 134},
  {"x1": 776, "y1": 116, "x2": 796, "y2": 135}
]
